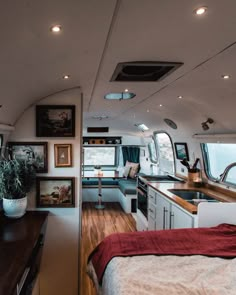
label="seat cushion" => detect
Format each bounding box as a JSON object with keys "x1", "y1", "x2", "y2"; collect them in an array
[
  {"x1": 82, "y1": 178, "x2": 119, "y2": 186},
  {"x1": 118, "y1": 179, "x2": 137, "y2": 195}
]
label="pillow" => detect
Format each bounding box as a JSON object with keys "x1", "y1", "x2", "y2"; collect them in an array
[
  {"x1": 123, "y1": 165, "x2": 131, "y2": 178},
  {"x1": 125, "y1": 161, "x2": 140, "y2": 179}
]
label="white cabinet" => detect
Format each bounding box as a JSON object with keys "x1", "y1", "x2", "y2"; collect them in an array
[
  {"x1": 137, "y1": 209, "x2": 148, "y2": 231},
  {"x1": 148, "y1": 187, "x2": 195, "y2": 230},
  {"x1": 155, "y1": 192, "x2": 170, "y2": 230},
  {"x1": 170, "y1": 203, "x2": 194, "y2": 229}
]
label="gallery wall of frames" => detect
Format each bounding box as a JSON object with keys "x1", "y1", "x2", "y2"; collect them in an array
[
  {"x1": 6, "y1": 88, "x2": 82, "y2": 295},
  {"x1": 7, "y1": 104, "x2": 76, "y2": 208}
]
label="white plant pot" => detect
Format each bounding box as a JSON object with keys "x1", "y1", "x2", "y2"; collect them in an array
[{"x1": 2, "y1": 196, "x2": 27, "y2": 218}]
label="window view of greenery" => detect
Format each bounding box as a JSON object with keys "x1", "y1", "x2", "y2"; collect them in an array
[
  {"x1": 202, "y1": 143, "x2": 236, "y2": 185},
  {"x1": 84, "y1": 147, "x2": 116, "y2": 166},
  {"x1": 154, "y1": 132, "x2": 174, "y2": 174}
]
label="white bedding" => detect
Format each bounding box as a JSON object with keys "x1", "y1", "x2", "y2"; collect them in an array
[{"x1": 88, "y1": 255, "x2": 236, "y2": 295}]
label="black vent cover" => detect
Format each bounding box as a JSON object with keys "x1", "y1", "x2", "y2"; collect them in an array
[
  {"x1": 110, "y1": 61, "x2": 183, "y2": 82},
  {"x1": 87, "y1": 127, "x2": 109, "y2": 133}
]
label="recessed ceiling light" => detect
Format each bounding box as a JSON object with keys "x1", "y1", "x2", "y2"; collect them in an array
[
  {"x1": 147, "y1": 109, "x2": 149, "y2": 112},
  {"x1": 178, "y1": 95, "x2": 183, "y2": 99},
  {"x1": 222, "y1": 74, "x2": 230, "y2": 79},
  {"x1": 194, "y1": 6, "x2": 207, "y2": 15},
  {"x1": 63, "y1": 75, "x2": 70, "y2": 79},
  {"x1": 159, "y1": 104, "x2": 163, "y2": 107},
  {"x1": 124, "y1": 89, "x2": 129, "y2": 92},
  {"x1": 51, "y1": 25, "x2": 62, "y2": 33}
]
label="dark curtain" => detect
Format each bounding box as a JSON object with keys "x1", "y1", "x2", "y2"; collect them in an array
[{"x1": 122, "y1": 146, "x2": 140, "y2": 165}]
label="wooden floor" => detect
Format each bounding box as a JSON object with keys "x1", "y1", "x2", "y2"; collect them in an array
[{"x1": 80, "y1": 202, "x2": 136, "y2": 295}]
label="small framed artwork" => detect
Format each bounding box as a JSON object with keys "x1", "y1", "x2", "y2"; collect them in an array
[
  {"x1": 36, "y1": 105, "x2": 75, "y2": 137},
  {"x1": 174, "y1": 142, "x2": 189, "y2": 161},
  {"x1": 54, "y1": 144, "x2": 72, "y2": 167},
  {"x1": 8, "y1": 141, "x2": 48, "y2": 173},
  {"x1": 36, "y1": 177, "x2": 75, "y2": 208}
]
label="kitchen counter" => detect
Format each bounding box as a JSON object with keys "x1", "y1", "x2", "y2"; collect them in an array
[
  {"x1": 0, "y1": 210, "x2": 49, "y2": 295},
  {"x1": 148, "y1": 181, "x2": 236, "y2": 214}
]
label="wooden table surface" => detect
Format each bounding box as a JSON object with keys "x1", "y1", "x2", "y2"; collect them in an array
[
  {"x1": 83, "y1": 170, "x2": 123, "y2": 178},
  {"x1": 0, "y1": 210, "x2": 49, "y2": 295}
]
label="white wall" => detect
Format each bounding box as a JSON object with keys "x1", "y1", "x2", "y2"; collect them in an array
[{"x1": 9, "y1": 88, "x2": 82, "y2": 295}]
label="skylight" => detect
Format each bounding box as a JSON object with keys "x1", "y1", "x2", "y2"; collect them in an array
[{"x1": 104, "y1": 92, "x2": 136, "y2": 100}]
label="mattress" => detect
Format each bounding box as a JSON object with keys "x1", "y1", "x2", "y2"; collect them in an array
[{"x1": 88, "y1": 254, "x2": 236, "y2": 295}]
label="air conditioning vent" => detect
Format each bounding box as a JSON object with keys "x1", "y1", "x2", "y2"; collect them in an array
[
  {"x1": 87, "y1": 127, "x2": 109, "y2": 133},
  {"x1": 110, "y1": 61, "x2": 183, "y2": 82}
]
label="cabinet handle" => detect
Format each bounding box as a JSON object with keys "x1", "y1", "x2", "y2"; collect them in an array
[
  {"x1": 163, "y1": 207, "x2": 168, "y2": 229},
  {"x1": 170, "y1": 212, "x2": 174, "y2": 229},
  {"x1": 149, "y1": 208, "x2": 154, "y2": 213}
]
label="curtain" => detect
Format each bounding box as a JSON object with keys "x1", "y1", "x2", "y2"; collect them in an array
[{"x1": 122, "y1": 146, "x2": 140, "y2": 165}]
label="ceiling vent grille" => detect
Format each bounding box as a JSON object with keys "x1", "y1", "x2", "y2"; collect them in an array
[
  {"x1": 87, "y1": 127, "x2": 109, "y2": 133},
  {"x1": 110, "y1": 61, "x2": 183, "y2": 82}
]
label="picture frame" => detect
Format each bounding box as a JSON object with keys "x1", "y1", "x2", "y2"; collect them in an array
[
  {"x1": 36, "y1": 176, "x2": 75, "y2": 208},
  {"x1": 174, "y1": 142, "x2": 189, "y2": 161},
  {"x1": 8, "y1": 141, "x2": 48, "y2": 173},
  {"x1": 36, "y1": 105, "x2": 75, "y2": 137},
  {"x1": 54, "y1": 144, "x2": 72, "y2": 167}
]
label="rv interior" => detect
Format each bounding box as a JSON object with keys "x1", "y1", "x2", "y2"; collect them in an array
[{"x1": 0, "y1": 1, "x2": 236, "y2": 295}]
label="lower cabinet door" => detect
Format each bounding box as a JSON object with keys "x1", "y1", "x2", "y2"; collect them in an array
[
  {"x1": 170, "y1": 204, "x2": 194, "y2": 229},
  {"x1": 148, "y1": 215, "x2": 156, "y2": 230},
  {"x1": 156, "y1": 193, "x2": 170, "y2": 230}
]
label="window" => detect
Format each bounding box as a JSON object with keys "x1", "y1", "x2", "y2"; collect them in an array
[
  {"x1": 201, "y1": 143, "x2": 236, "y2": 186},
  {"x1": 224, "y1": 165, "x2": 236, "y2": 186},
  {"x1": 154, "y1": 132, "x2": 174, "y2": 174},
  {"x1": 83, "y1": 146, "x2": 117, "y2": 167},
  {"x1": 148, "y1": 138, "x2": 157, "y2": 163}
]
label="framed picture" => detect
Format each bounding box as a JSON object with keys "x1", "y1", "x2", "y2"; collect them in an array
[
  {"x1": 36, "y1": 105, "x2": 75, "y2": 137},
  {"x1": 8, "y1": 141, "x2": 48, "y2": 173},
  {"x1": 174, "y1": 142, "x2": 189, "y2": 161},
  {"x1": 54, "y1": 144, "x2": 72, "y2": 167},
  {"x1": 36, "y1": 177, "x2": 75, "y2": 208}
]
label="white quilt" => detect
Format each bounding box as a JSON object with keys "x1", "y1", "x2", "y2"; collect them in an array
[{"x1": 88, "y1": 255, "x2": 236, "y2": 295}]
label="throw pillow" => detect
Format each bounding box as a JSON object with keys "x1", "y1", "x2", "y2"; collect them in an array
[
  {"x1": 123, "y1": 165, "x2": 131, "y2": 178},
  {"x1": 125, "y1": 161, "x2": 140, "y2": 178}
]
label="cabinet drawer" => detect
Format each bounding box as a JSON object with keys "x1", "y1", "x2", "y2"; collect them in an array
[
  {"x1": 148, "y1": 202, "x2": 156, "y2": 219},
  {"x1": 148, "y1": 188, "x2": 156, "y2": 204}
]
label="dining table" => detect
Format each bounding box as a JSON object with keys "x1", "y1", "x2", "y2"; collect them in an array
[{"x1": 82, "y1": 170, "x2": 123, "y2": 209}]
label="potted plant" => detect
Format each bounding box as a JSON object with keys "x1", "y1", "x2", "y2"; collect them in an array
[{"x1": 0, "y1": 157, "x2": 36, "y2": 218}]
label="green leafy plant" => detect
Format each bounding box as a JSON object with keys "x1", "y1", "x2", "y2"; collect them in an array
[{"x1": 0, "y1": 158, "x2": 36, "y2": 199}]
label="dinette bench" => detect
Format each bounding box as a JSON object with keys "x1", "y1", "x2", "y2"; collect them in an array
[{"x1": 82, "y1": 177, "x2": 137, "y2": 213}]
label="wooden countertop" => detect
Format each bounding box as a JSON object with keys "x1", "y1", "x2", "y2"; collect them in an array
[
  {"x1": 148, "y1": 181, "x2": 236, "y2": 215},
  {"x1": 0, "y1": 210, "x2": 49, "y2": 295}
]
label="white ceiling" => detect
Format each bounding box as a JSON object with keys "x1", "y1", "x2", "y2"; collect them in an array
[{"x1": 0, "y1": 0, "x2": 236, "y2": 137}]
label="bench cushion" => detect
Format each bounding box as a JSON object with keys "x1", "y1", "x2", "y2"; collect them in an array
[
  {"x1": 118, "y1": 179, "x2": 137, "y2": 195},
  {"x1": 82, "y1": 178, "x2": 119, "y2": 186}
]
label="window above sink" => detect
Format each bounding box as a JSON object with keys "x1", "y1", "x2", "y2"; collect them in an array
[{"x1": 201, "y1": 143, "x2": 236, "y2": 188}]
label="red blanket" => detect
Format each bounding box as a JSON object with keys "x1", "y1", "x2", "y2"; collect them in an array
[{"x1": 88, "y1": 223, "x2": 236, "y2": 284}]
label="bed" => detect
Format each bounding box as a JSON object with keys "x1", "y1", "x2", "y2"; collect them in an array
[{"x1": 87, "y1": 203, "x2": 236, "y2": 295}]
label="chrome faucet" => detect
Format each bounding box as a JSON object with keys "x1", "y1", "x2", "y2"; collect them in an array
[{"x1": 218, "y1": 162, "x2": 236, "y2": 183}]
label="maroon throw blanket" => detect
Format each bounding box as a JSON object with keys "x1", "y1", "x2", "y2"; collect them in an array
[{"x1": 88, "y1": 223, "x2": 236, "y2": 284}]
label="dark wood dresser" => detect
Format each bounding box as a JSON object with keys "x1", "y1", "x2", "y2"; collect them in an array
[{"x1": 0, "y1": 211, "x2": 49, "y2": 295}]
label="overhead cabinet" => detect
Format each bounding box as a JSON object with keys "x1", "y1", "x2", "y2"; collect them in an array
[{"x1": 148, "y1": 186, "x2": 195, "y2": 230}]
